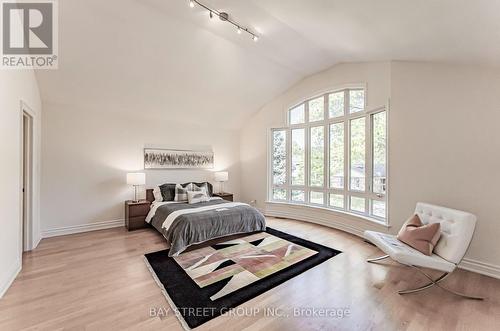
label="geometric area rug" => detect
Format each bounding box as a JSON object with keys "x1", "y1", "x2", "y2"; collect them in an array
[{"x1": 144, "y1": 227, "x2": 341, "y2": 329}]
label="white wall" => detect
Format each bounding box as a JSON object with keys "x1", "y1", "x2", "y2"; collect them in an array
[
  {"x1": 41, "y1": 103, "x2": 241, "y2": 234},
  {"x1": 389, "y1": 62, "x2": 500, "y2": 272},
  {"x1": 240, "y1": 62, "x2": 391, "y2": 208},
  {"x1": 0, "y1": 70, "x2": 42, "y2": 297},
  {"x1": 240, "y1": 61, "x2": 500, "y2": 276}
]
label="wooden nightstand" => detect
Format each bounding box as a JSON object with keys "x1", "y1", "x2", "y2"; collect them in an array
[
  {"x1": 212, "y1": 192, "x2": 233, "y2": 202},
  {"x1": 125, "y1": 200, "x2": 151, "y2": 231}
]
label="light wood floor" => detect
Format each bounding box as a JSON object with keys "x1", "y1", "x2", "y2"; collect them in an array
[{"x1": 0, "y1": 218, "x2": 499, "y2": 331}]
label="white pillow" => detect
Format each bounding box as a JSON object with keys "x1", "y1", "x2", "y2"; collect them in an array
[
  {"x1": 192, "y1": 183, "x2": 209, "y2": 196},
  {"x1": 153, "y1": 187, "x2": 163, "y2": 202},
  {"x1": 174, "y1": 183, "x2": 194, "y2": 202},
  {"x1": 187, "y1": 191, "x2": 210, "y2": 204}
]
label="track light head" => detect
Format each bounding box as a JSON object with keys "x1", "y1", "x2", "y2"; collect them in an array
[{"x1": 189, "y1": 0, "x2": 259, "y2": 43}]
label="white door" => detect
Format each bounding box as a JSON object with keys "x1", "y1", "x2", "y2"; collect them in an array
[{"x1": 22, "y1": 111, "x2": 33, "y2": 252}]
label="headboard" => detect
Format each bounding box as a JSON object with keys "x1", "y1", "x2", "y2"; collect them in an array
[
  {"x1": 146, "y1": 189, "x2": 154, "y2": 203},
  {"x1": 145, "y1": 182, "x2": 214, "y2": 203}
]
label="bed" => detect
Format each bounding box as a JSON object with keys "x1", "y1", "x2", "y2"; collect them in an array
[{"x1": 145, "y1": 187, "x2": 266, "y2": 256}]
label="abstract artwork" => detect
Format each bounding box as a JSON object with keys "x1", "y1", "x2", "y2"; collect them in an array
[
  {"x1": 144, "y1": 148, "x2": 214, "y2": 169},
  {"x1": 173, "y1": 232, "x2": 318, "y2": 300}
]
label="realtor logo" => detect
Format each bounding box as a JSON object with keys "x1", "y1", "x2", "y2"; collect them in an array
[{"x1": 1, "y1": 0, "x2": 58, "y2": 69}]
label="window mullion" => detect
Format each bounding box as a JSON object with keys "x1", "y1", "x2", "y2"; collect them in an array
[
  {"x1": 305, "y1": 118, "x2": 310, "y2": 203},
  {"x1": 365, "y1": 113, "x2": 372, "y2": 214},
  {"x1": 286, "y1": 128, "x2": 292, "y2": 201},
  {"x1": 324, "y1": 92, "x2": 329, "y2": 205},
  {"x1": 344, "y1": 89, "x2": 350, "y2": 211},
  {"x1": 323, "y1": 123, "x2": 328, "y2": 205},
  {"x1": 324, "y1": 92, "x2": 328, "y2": 121},
  {"x1": 268, "y1": 129, "x2": 272, "y2": 201}
]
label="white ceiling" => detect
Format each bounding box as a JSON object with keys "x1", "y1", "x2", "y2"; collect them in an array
[{"x1": 36, "y1": 0, "x2": 500, "y2": 129}]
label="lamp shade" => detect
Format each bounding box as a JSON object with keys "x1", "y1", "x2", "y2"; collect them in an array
[
  {"x1": 214, "y1": 171, "x2": 228, "y2": 182},
  {"x1": 126, "y1": 172, "x2": 145, "y2": 185}
]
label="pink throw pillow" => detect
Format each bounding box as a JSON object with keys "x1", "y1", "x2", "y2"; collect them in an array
[{"x1": 397, "y1": 214, "x2": 441, "y2": 256}]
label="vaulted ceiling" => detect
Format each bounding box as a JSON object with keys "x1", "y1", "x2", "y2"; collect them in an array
[{"x1": 36, "y1": 0, "x2": 500, "y2": 129}]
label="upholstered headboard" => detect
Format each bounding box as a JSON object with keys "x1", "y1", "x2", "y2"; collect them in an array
[
  {"x1": 414, "y1": 202, "x2": 477, "y2": 264},
  {"x1": 146, "y1": 189, "x2": 154, "y2": 203}
]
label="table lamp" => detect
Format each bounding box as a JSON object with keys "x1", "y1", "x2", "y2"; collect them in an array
[
  {"x1": 126, "y1": 172, "x2": 146, "y2": 202},
  {"x1": 214, "y1": 171, "x2": 228, "y2": 194}
]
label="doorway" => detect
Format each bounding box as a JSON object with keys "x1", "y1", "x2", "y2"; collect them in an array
[{"x1": 21, "y1": 108, "x2": 34, "y2": 252}]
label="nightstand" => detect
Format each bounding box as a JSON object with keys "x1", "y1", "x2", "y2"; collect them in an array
[
  {"x1": 212, "y1": 192, "x2": 233, "y2": 202},
  {"x1": 125, "y1": 200, "x2": 151, "y2": 231}
]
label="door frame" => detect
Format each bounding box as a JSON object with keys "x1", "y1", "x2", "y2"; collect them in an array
[{"x1": 20, "y1": 101, "x2": 37, "y2": 254}]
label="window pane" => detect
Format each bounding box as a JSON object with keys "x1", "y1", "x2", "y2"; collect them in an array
[
  {"x1": 273, "y1": 188, "x2": 287, "y2": 201},
  {"x1": 309, "y1": 96, "x2": 324, "y2": 122},
  {"x1": 291, "y1": 129, "x2": 305, "y2": 185},
  {"x1": 329, "y1": 194, "x2": 344, "y2": 209},
  {"x1": 291, "y1": 190, "x2": 305, "y2": 202},
  {"x1": 349, "y1": 90, "x2": 365, "y2": 113},
  {"x1": 272, "y1": 130, "x2": 286, "y2": 185},
  {"x1": 372, "y1": 200, "x2": 386, "y2": 218},
  {"x1": 290, "y1": 104, "x2": 305, "y2": 125},
  {"x1": 328, "y1": 91, "x2": 344, "y2": 118},
  {"x1": 350, "y1": 196, "x2": 365, "y2": 213},
  {"x1": 310, "y1": 191, "x2": 324, "y2": 204},
  {"x1": 372, "y1": 111, "x2": 386, "y2": 194},
  {"x1": 310, "y1": 126, "x2": 324, "y2": 186},
  {"x1": 350, "y1": 118, "x2": 365, "y2": 191},
  {"x1": 329, "y1": 123, "x2": 344, "y2": 189}
]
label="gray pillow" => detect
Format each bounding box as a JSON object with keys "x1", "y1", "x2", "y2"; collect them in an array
[
  {"x1": 160, "y1": 182, "x2": 213, "y2": 201},
  {"x1": 159, "y1": 183, "x2": 177, "y2": 201}
]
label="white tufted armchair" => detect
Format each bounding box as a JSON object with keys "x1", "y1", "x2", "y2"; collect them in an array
[{"x1": 364, "y1": 202, "x2": 483, "y2": 299}]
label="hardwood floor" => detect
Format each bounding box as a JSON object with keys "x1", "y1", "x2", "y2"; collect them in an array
[{"x1": 0, "y1": 218, "x2": 498, "y2": 331}]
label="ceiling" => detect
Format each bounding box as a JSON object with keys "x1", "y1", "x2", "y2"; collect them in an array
[{"x1": 36, "y1": 0, "x2": 500, "y2": 129}]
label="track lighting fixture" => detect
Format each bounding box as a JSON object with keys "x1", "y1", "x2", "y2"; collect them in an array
[{"x1": 188, "y1": 0, "x2": 259, "y2": 42}]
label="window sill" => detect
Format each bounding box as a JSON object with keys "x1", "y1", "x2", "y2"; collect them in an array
[{"x1": 265, "y1": 200, "x2": 390, "y2": 229}]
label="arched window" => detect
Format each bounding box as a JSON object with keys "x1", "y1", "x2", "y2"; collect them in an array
[{"x1": 269, "y1": 88, "x2": 387, "y2": 222}]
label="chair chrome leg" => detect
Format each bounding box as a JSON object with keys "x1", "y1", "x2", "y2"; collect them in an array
[
  {"x1": 398, "y1": 271, "x2": 449, "y2": 294},
  {"x1": 367, "y1": 254, "x2": 390, "y2": 263},
  {"x1": 398, "y1": 282, "x2": 436, "y2": 294},
  {"x1": 438, "y1": 286, "x2": 484, "y2": 300},
  {"x1": 399, "y1": 265, "x2": 484, "y2": 300}
]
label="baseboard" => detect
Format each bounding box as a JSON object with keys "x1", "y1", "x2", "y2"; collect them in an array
[
  {"x1": 0, "y1": 258, "x2": 21, "y2": 299},
  {"x1": 41, "y1": 219, "x2": 125, "y2": 238},
  {"x1": 263, "y1": 202, "x2": 389, "y2": 239},
  {"x1": 459, "y1": 258, "x2": 500, "y2": 280},
  {"x1": 264, "y1": 203, "x2": 500, "y2": 280},
  {"x1": 266, "y1": 209, "x2": 364, "y2": 237},
  {"x1": 33, "y1": 232, "x2": 42, "y2": 249}
]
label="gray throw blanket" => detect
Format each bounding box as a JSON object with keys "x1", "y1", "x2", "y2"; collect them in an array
[{"x1": 150, "y1": 200, "x2": 266, "y2": 256}]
